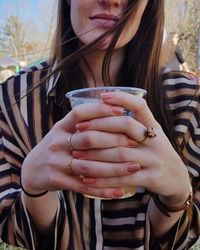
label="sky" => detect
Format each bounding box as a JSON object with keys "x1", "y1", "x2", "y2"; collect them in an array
[
  {"x1": 0, "y1": 0, "x2": 40, "y2": 18},
  {"x1": 0, "y1": 0, "x2": 57, "y2": 39},
  {"x1": 0, "y1": 0, "x2": 56, "y2": 26}
]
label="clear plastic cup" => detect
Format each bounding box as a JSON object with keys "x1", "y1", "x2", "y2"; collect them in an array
[
  {"x1": 66, "y1": 86, "x2": 146, "y2": 108},
  {"x1": 65, "y1": 86, "x2": 147, "y2": 199}
]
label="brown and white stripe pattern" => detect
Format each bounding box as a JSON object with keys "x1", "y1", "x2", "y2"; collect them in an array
[{"x1": 0, "y1": 65, "x2": 199, "y2": 249}]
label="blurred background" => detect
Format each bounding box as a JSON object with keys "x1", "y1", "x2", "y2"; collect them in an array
[{"x1": 0, "y1": 0, "x2": 56, "y2": 82}]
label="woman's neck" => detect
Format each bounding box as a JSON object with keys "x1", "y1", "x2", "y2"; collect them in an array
[{"x1": 80, "y1": 48, "x2": 125, "y2": 87}]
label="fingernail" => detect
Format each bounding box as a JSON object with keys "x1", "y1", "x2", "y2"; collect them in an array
[
  {"x1": 100, "y1": 92, "x2": 113, "y2": 100},
  {"x1": 73, "y1": 151, "x2": 85, "y2": 159},
  {"x1": 76, "y1": 121, "x2": 90, "y2": 131},
  {"x1": 127, "y1": 163, "x2": 140, "y2": 173},
  {"x1": 111, "y1": 106, "x2": 124, "y2": 115},
  {"x1": 112, "y1": 188, "x2": 124, "y2": 198},
  {"x1": 82, "y1": 177, "x2": 96, "y2": 185},
  {"x1": 128, "y1": 139, "x2": 138, "y2": 147}
]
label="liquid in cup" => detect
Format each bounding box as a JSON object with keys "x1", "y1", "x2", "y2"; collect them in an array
[{"x1": 66, "y1": 86, "x2": 147, "y2": 199}]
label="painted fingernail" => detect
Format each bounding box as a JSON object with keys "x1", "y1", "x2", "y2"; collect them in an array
[
  {"x1": 73, "y1": 151, "x2": 86, "y2": 159},
  {"x1": 82, "y1": 177, "x2": 96, "y2": 185},
  {"x1": 112, "y1": 188, "x2": 124, "y2": 197},
  {"x1": 76, "y1": 121, "x2": 90, "y2": 131},
  {"x1": 100, "y1": 92, "x2": 113, "y2": 100},
  {"x1": 127, "y1": 163, "x2": 141, "y2": 173},
  {"x1": 128, "y1": 139, "x2": 138, "y2": 147},
  {"x1": 111, "y1": 106, "x2": 124, "y2": 115}
]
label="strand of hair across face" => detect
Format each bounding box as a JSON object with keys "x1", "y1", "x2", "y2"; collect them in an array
[
  {"x1": 0, "y1": 2, "x2": 136, "y2": 114},
  {"x1": 9, "y1": 2, "x2": 135, "y2": 60}
]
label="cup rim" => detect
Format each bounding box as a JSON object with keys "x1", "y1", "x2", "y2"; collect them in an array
[{"x1": 65, "y1": 86, "x2": 147, "y2": 98}]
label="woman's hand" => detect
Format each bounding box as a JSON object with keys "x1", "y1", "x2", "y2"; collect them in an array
[
  {"x1": 21, "y1": 102, "x2": 127, "y2": 199},
  {"x1": 70, "y1": 91, "x2": 191, "y2": 204}
]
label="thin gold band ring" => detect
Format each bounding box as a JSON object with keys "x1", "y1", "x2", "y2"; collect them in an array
[
  {"x1": 67, "y1": 133, "x2": 75, "y2": 151},
  {"x1": 66, "y1": 158, "x2": 74, "y2": 175}
]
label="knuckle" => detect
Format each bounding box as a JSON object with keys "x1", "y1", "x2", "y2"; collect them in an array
[
  {"x1": 82, "y1": 132, "x2": 94, "y2": 148},
  {"x1": 118, "y1": 148, "x2": 129, "y2": 162},
  {"x1": 48, "y1": 139, "x2": 59, "y2": 152},
  {"x1": 79, "y1": 163, "x2": 90, "y2": 175},
  {"x1": 47, "y1": 132, "x2": 63, "y2": 153}
]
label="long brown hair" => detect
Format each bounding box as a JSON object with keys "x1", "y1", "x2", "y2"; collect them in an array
[{"x1": 50, "y1": 0, "x2": 181, "y2": 152}]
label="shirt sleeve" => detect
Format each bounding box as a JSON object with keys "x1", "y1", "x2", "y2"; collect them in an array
[
  {"x1": 0, "y1": 72, "x2": 67, "y2": 249},
  {"x1": 0, "y1": 96, "x2": 68, "y2": 250},
  {"x1": 146, "y1": 75, "x2": 200, "y2": 249},
  {"x1": 170, "y1": 76, "x2": 200, "y2": 208},
  {"x1": 2, "y1": 192, "x2": 67, "y2": 250}
]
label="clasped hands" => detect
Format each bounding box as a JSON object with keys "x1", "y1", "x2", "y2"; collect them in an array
[{"x1": 21, "y1": 91, "x2": 191, "y2": 203}]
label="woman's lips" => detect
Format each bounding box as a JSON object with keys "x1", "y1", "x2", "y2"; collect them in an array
[{"x1": 89, "y1": 13, "x2": 119, "y2": 28}]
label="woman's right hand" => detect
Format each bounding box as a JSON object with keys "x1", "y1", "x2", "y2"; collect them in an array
[{"x1": 21, "y1": 102, "x2": 125, "y2": 198}]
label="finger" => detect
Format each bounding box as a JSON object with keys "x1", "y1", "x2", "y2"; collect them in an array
[
  {"x1": 46, "y1": 171, "x2": 124, "y2": 199},
  {"x1": 56, "y1": 103, "x2": 124, "y2": 132},
  {"x1": 73, "y1": 147, "x2": 155, "y2": 165},
  {"x1": 45, "y1": 130, "x2": 72, "y2": 153},
  {"x1": 82, "y1": 168, "x2": 152, "y2": 190},
  {"x1": 80, "y1": 186, "x2": 125, "y2": 199},
  {"x1": 55, "y1": 154, "x2": 138, "y2": 178},
  {"x1": 72, "y1": 147, "x2": 135, "y2": 163},
  {"x1": 70, "y1": 130, "x2": 138, "y2": 150},
  {"x1": 100, "y1": 92, "x2": 158, "y2": 127},
  {"x1": 70, "y1": 159, "x2": 140, "y2": 177},
  {"x1": 76, "y1": 116, "x2": 148, "y2": 143}
]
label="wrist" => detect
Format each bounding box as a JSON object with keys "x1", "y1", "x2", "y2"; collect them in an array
[
  {"x1": 20, "y1": 177, "x2": 48, "y2": 198},
  {"x1": 152, "y1": 187, "x2": 193, "y2": 218},
  {"x1": 160, "y1": 184, "x2": 192, "y2": 206}
]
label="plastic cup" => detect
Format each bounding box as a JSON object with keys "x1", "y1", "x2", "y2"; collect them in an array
[{"x1": 65, "y1": 86, "x2": 147, "y2": 199}]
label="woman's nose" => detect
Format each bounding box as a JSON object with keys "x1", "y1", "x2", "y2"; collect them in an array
[{"x1": 98, "y1": 0, "x2": 122, "y2": 8}]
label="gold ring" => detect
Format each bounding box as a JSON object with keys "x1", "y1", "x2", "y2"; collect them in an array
[
  {"x1": 67, "y1": 133, "x2": 75, "y2": 151},
  {"x1": 66, "y1": 158, "x2": 74, "y2": 175},
  {"x1": 137, "y1": 127, "x2": 157, "y2": 143}
]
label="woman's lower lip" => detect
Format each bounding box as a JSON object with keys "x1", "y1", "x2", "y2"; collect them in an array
[{"x1": 92, "y1": 18, "x2": 116, "y2": 28}]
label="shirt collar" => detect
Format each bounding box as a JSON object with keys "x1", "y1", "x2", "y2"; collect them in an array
[{"x1": 46, "y1": 61, "x2": 60, "y2": 96}]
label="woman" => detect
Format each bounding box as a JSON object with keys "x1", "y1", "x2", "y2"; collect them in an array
[{"x1": 0, "y1": 0, "x2": 199, "y2": 249}]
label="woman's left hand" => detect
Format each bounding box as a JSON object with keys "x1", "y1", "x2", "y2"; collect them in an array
[{"x1": 71, "y1": 91, "x2": 191, "y2": 203}]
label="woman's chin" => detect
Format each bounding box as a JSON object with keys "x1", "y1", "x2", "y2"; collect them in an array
[{"x1": 80, "y1": 34, "x2": 113, "y2": 50}]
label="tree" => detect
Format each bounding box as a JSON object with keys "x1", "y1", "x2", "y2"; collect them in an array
[
  {"x1": 0, "y1": 15, "x2": 46, "y2": 64},
  {"x1": 165, "y1": 0, "x2": 200, "y2": 72},
  {"x1": 0, "y1": 15, "x2": 26, "y2": 61},
  {"x1": 0, "y1": 0, "x2": 56, "y2": 65}
]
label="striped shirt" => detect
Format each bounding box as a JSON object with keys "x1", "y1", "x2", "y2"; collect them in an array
[{"x1": 0, "y1": 63, "x2": 199, "y2": 250}]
